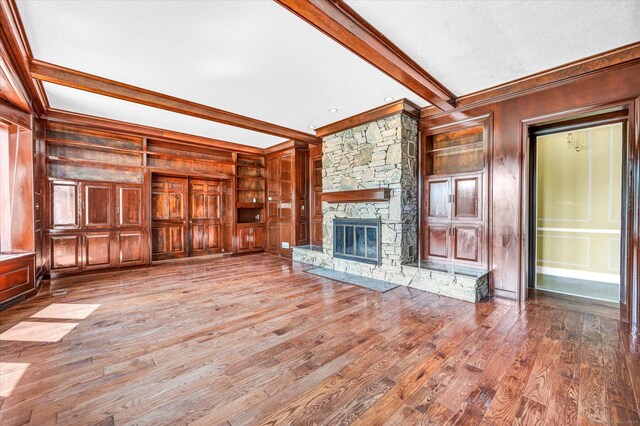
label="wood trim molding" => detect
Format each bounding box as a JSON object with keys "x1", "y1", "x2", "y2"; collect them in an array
[
  {"x1": 0, "y1": 0, "x2": 47, "y2": 115},
  {"x1": 45, "y1": 108, "x2": 265, "y2": 155},
  {"x1": 265, "y1": 139, "x2": 310, "y2": 155},
  {"x1": 0, "y1": 97, "x2": 30, "y2": 128},
  {"x1": 322, "y1": 188, "x2": 391, "y2": 203},
  {"x1": 30, "y1": 59, "x2": 320, "y2": 144},
  {"x1": 275, "y1": 0, "x2": 455, "y2": 111},
  {"x1": 315, "y1": 98, "x2": 420, "y2": 138},
  {"x1": 421, "y1": 42, "x2": 640, "y2": 119}
]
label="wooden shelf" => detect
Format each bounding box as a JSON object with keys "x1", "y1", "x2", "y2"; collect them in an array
[{"x1": 322, "y1": 188, "x2": 391, "y2": 203}]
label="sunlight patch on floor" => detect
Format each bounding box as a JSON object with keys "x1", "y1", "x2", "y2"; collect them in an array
[
  {"x1": 0, "y1": 321, "x2": 78, "y2": 342},
  {"x1": 30, "y1": 303, "x2": 100, "y2": 320},
  {"x1": 0, "y1": 362, "x2": 30, "y2": 397}
]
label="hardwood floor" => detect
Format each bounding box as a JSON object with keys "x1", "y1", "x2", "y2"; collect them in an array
[{"x1": 0, "y1": 253, "x2": 638, "y2": 425}]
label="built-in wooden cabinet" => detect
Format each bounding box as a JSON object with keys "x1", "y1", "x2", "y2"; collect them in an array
[
  {"x1": 47, "y1": 177, "x2": 147, "y2": 275},
  {"x1": 237, "y1": 224, "x2": 265, "y2": 253},
  {"x1": 422, "y1": 119, "x2": 488, "y2": 267},
  {"x1": 235, "y1": 154, "x2": 266, "y2": 253},
  {"x1": 266, "y1": 144, "x2": 309, "y2": 257}
]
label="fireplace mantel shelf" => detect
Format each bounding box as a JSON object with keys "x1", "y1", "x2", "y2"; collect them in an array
[{"x1": 322, "y1": 188, "x2": 391, "y2": 203}]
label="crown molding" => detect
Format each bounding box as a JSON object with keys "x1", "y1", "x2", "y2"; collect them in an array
[
  {"x1": 275, "y1": 0, "x2": 455, "y2": 111},
  {"x1": 30, "y1": 59, "x2": 321, "y2": 144},
  {"x1": 0, "y1": 97, "x2": 30, "y2": 128},
  {"x1": 315, "y1": 98, "x2": 420, "y2": 138},
  {"x1": 45, "y1": 108, "x2": 265, "y2": 155},
  {"x1": 421, "y1": 41, "x2": 640, "y2": 119}
]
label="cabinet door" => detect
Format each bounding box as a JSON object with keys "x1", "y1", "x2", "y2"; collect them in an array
[
  {"x1": 116, "y1": 185, "x2": 143, "y2": 227},
  {"x1": 237, "y1": 227, "x2": 252, "y2": 252},
  {"x1": 83, "y1": 183, "x2": 112, "y2": 228},
  {"x1": 50, "y1": 234, "x2": 81, "y2": 271},
  {"x1": 252, "y1": 226, "x2": 264, "y2": 250},
  {"x1": 453, "y1": 174, "x2": 481, "y2": 221},
  {"x1": 425, "y1": 224, "x2": 449, "y2": 260},
  {"x1": 267, "y1": 157, "x2": 280, "y2": 198},
  {"x1": 84, "y1": 233, "x2": 112, "y2": 269},
  {"x1": 426, "y1": 178, "x2": 450, "y2": 220},
  {"x1": 452, "y1": 225, "x2": 482, "y2": 264},
  {"x1": 267, "y1": 222, "x2": 279, "y2": 251},
  {"x1": 50, "y1": 181, "x2": 80, "y2": 228},
  {"x1": 116, "y1": 231, "x2": 144, "y2": 265}
]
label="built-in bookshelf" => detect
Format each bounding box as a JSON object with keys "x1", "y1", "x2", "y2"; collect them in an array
[{"x1": 236, "y1": 154, "x2": 265, "y2": 224}]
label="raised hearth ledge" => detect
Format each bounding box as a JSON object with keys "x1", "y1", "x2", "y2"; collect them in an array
[
  {"x1": 292, "y1": 245, "x2": 489, "y2": 303},
  {"x1": 322, "y1": 188, "x2": 391, "y2": 203}
]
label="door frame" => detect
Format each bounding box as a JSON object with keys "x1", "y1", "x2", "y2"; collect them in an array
[{"x1": 521, "y1": 98, "x2": 639, "y2": 324}]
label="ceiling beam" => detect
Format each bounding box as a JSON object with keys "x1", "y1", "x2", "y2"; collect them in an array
[
  {"x1": 30, "y1": 59, "x2": 320, "y2": 144},
  {"x1": 275, "y1": 0, "x2": 455, "y2": 112}
]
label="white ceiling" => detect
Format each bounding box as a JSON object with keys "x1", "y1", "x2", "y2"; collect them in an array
[
  {"x1": 42, "y1": 82, "x2": 285, "y2": 148},
  {"x1": 18, "y1": 0, "x2": 427, "y2": 148},
  {"x1": 346, "y1": 0, "x2": 640, "y2": 95}
]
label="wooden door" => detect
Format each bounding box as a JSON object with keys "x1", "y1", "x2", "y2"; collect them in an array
[
  {"x1": 116, "y1": 184, "x2": 143, "y2": 227},
  {"x1": 82, "y1": 182, "x2": 112, "y2": 228},
  {"x1": 49, "y1": 234, "x2": 81, "y2": 272},
  {"x1": 252, "y1": 226, "x2": 264, "y2": 250},
  {"x1": 452, "y1": 225, "x2": 482, "y2": 264},
  {"x1": 310, "y1": 151, "x2": 323, "y2": 246},
  {"x1": 237, "y1": 227, "x2": 252, "y2": 253},
  {"x1": 190, "y1": 179, "x2": 222, "y2": 256},
  {"x1": 50, "y1": 180, "x2": 80, "y2": 229},
  {"x1": 151, "y1": 176, "x2": 187, "y2": 260},
  {"x1": 452, "y1": 174, "x2": 481, "y2": 221},
  {"x1": 116, "y1": 231, "x2": 144, "y2": 265},
  {"x1": 84, "y1": 233, "x2": 112, "y2": 269},
  {"x1": 426, "y1": 178, "x2": 451, "y2": 220},
  {"x1": 425, "y1": 224, "x2": 450, "y2": 260}
]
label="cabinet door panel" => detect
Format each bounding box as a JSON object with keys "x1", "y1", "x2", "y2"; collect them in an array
[
  {"x1": 453, "y1": 225, "x2": 481, "y2": 263},
  {"x1": 237, "y1": 227, "x2": 251, "y2": 252},
  {"x1": 190, "y1": 193, "x2": 206, "y2": 219},
  {"x1": 252, "y1": 227, "x2": 264, "y2": 250},
  {"x1": 280, "y1": 154, "x2": 293, "y2": 196},
  {"x1": 50, "y1": 235, "x2": 80, "y2": 271},
  {"x1": 85, "y1": 233, "x2": 112, "y2": 269},
  {"x1": 191, "y1": 224, "x2": 207, "y2": 251},
  {"x1": 453, "y1": 175, "x2": 481, "y2": 220},
  {"x1": 169, "y1": 226, "x2": 185, "y2": 254},
  {"x1": 117, "y1": 185, "x2": 142, "y2": 227},
  {"x1": 151, "y1": 226, "x2": 168, "y2": 255},
  {"x1": 51, "y1": 181, "x2": 79, "y2": 228},
  {"x1": 207, "y1": 225, "x2": 221, "y2": 250},
  {"x1": 426, "y1": 225, "x2": 449, "y2": 260},
  {"x1": 117, "y1": 232, "x2": 144, "y2": 265},
  {"x1": 151, "y1": 192, "x2": 168, "y2": 220},
  {"x1": 169, "y1": 193, "x2": 185, "y2": 220},
  {"x1": 267, "y1": 223, "x2": 279, "y2": 251},
  {"x1": 267, "y1": 157, "x2": 279, "y2": 197},
  {"x1": 427, "y1": 178, "x2": 450, "y2": 219},
  {"x1": 84, "y1": 183, "x2": 112, "y2": 227}
]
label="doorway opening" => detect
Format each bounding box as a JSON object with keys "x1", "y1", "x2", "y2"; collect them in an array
[{"x1": 530, "y1": 118, "x2": 626, "y2": 302}]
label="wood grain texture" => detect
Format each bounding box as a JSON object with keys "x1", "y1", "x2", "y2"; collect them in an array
[{"x1": 0, "y1": 254, "x2": 638, "y2": 424}]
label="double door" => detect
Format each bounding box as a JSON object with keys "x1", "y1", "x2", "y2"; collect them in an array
[
  {"x1": 423, "y1": 173, "x2": 484, "y2": 265},
  {"x1": 151, "y1": 175, "x2": 222, "y2": 260},
  {"x1": 48, "y1": 179, "x2": 146, "y2": 274}
]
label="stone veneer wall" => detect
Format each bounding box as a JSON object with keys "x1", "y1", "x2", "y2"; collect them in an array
[
  {"x1": 292, "y1": 111, "x2": 489, "y2": 302},
  {"x1": 321, "y1": 112, "x2": 418, "y2": 267}
]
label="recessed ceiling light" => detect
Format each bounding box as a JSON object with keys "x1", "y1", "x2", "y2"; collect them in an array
[
  {"x1": 329, "y1": 108, "x2": 338, "y2": 113},
  {"x1": 384, "y1": 97, "x2": 394, "y2": 102},
  {"x1": 309, "y1": 125, "x2": 316, "y2": 129}
]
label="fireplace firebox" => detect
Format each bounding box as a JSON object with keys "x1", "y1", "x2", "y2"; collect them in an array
[{"x1": 333, "y1": 219, "x2": 381, "y2": 265}]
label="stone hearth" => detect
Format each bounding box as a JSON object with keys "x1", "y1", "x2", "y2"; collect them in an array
[{"x1": 292, "y1": 111, "x2": 488, "y2": 302}]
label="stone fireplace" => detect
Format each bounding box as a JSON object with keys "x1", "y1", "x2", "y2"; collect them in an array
[{"x1": 293, "y1": 111, "x2": 489, "y2": 302}]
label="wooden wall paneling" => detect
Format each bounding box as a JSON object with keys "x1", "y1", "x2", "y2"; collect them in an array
[
  {"x1": 49, "y1": 234, "x2": 80, "y2": 272},
  {"x1": 116, "y1": 184, "x2": 143, "y2": 227},
  {"x1": 296, "y1": 149, "x2": 309, "y2": 246},
  {"x1": 82, "y1": 182, "x2": 112, "y2": 228},
  {"x1": 0, "y1": 253, "x2": 35, "y2": 304},
  {"x1": 420, "y1": 59, "x2": 640, "y2": 324},
  {"x1": 83, "y1": 232, "x2": 112, "y2": 270},
  {"x1": 33, "y1": 117, "x2": 46, "y2": 277},
  {"x1": 49, "y1": 179, "x2": 80, "y2": 229},
  {"x1": 116, "y1": 231, "x2": 144, "y2": 266}
]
